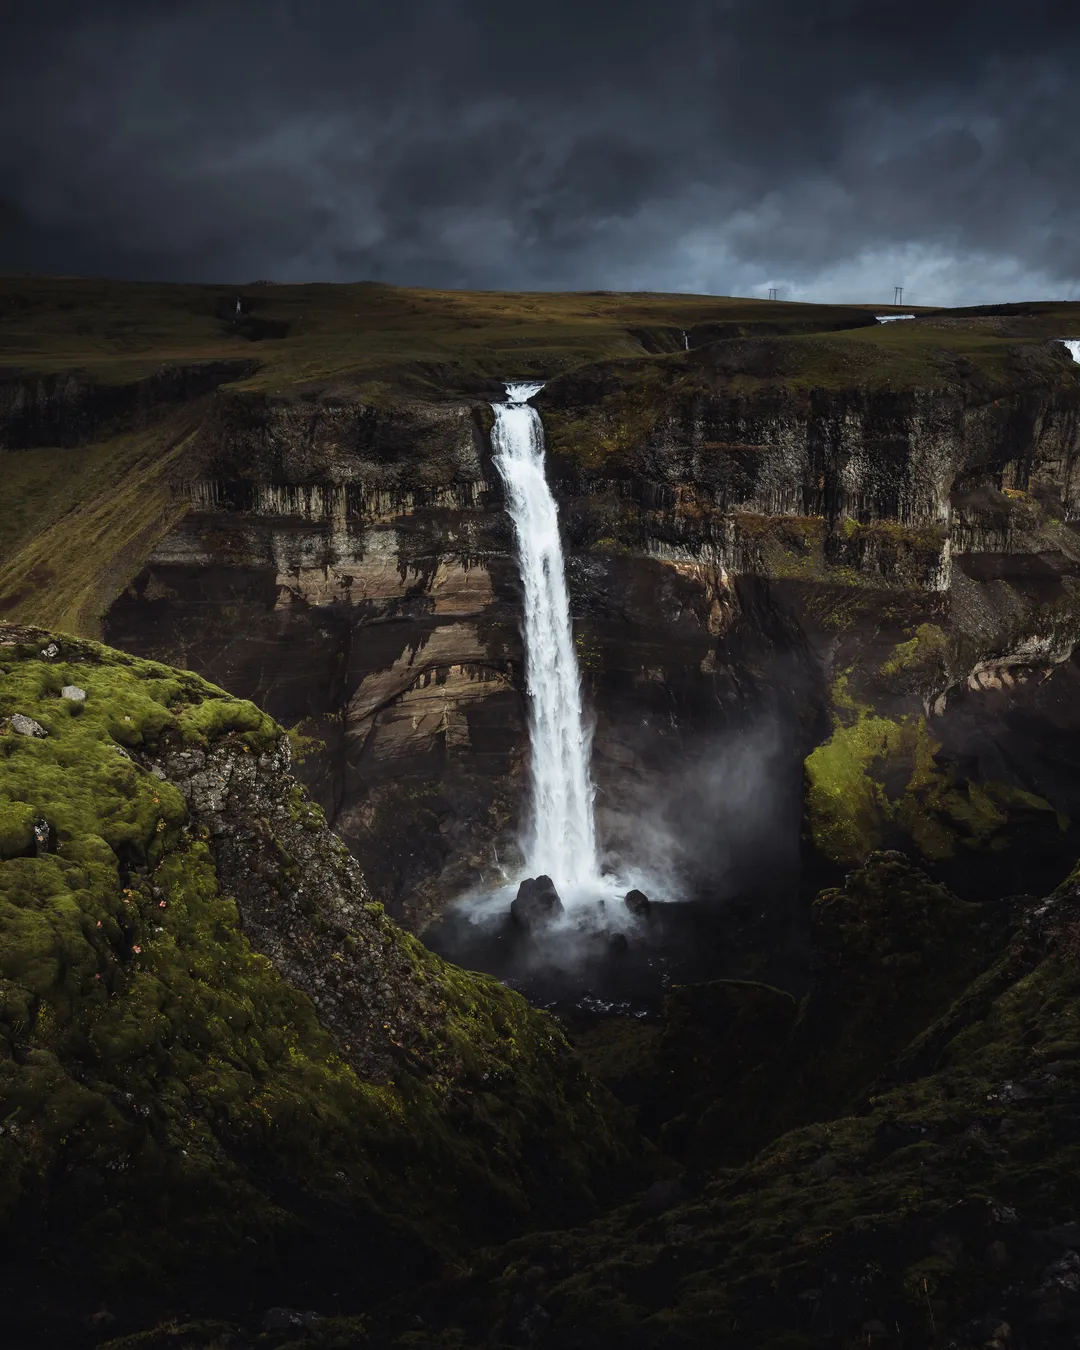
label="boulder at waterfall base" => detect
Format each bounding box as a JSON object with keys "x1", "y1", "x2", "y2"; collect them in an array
[
  {"x1": 510, "y1": 874, "x2": 565, "y2": 928},
  {"x1": 624, "y1": 888, "x2": 652, "y2": 919}
]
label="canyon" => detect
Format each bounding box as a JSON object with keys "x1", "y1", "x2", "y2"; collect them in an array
[
  {"x1": 62, "y1": 294, "x2": 1080, "y2": 937},
  {"x1": 4, "y1": 279, "x2": 1080, "y2": 1346}
]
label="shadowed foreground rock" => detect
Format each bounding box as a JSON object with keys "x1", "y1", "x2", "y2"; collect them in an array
[
  {"x1": 388, "y1": 857, "x2": 1080, "y2": 1349},
  {"x1": 0, "y1": 625, "x2": 645, "y2": 1345},
  {"x1": 63, "y1": 851, "x2": 1080, "y2": 1350}
]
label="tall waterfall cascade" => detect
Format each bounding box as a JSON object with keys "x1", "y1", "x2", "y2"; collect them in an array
[
  {"x1": 1062, "y1": 340, "x2": 1080, "y2": 364},
  {"x1": 491, "y1": 382, "x2": 601, "y2": 893}
]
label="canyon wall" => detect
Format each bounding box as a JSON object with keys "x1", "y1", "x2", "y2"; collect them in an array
[{"x1": 98, "y1": 336, "x2": 1080, "y2": 920}]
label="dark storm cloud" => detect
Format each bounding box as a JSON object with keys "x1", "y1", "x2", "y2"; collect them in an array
[{"x1": 3, "y1": 0, "x2": 1079, "y2": 301}]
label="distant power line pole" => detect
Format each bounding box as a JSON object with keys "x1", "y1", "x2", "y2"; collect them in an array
[
  {"x1": 893, "y1": 285, "x2": 904, "y2": 306},
  {"x1": 768, "y1": 287, "x2": 778, "y2": 301}
]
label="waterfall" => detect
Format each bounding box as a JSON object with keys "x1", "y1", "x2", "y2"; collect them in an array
[
  {"x1": 682, "y1": 329, "x2": 690, "y2": 351},
  {"x1": 1062, "y1": 340, "x2": 1080, "y2": 364},
  {"x1": 491, "y1": 382, "x2": 600, "y2": 892}
]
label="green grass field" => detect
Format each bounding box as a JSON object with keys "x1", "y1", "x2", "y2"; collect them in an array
[
  {"x1": 4, "y1": 275, "x2": 1079, "y2": 397},
  {"x1": 0, "y1": 275, "x2": 903, "y2": 392}
]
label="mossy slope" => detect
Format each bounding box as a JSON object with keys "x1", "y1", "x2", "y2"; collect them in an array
[
  {"x1": 0, "y1": 411, "x2": 204, "y2": 633},
  {"x1": 100, "y1": 854, "x2": 1080, "y2": 1348},
  {"x1": 0, "y1": 625, "x2": 642, "y2": 1339},
  {"x1": 373, "y1": 856, "x2": 1080, "y2": 1350},
  {"x1": 805, "y1": 676, "x2": 1068, "y2": 888}
]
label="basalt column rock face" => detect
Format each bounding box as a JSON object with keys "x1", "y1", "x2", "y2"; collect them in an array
[
  {"x1": 104, "y1": 335, "x2": 1080, "y2": 928},
  {"x1": 538, "y1": 341, "x2": 1080, "y2": 896},
  {"x1": 539, "y1": 339, "x2": 1080, "y2": 590},
  {"x1": 105, "y1": 390, "x2": 527, "y2": 930},
  {"x1": 105, "y1": 384, "x2": 775, "y2": 930}
]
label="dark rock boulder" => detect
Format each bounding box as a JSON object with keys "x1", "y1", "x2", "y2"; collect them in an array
[
  {"x1": 510, "y1": 874, "x2": 564, "y2": 928},
  {"x1": 624, "y1": 888, "x2": 651, "y2": 920},
  {"x1": 641, "y1": 1176, "x2": 684, "y2": 1214}
]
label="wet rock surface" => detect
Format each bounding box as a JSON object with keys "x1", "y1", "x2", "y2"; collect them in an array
[
  {"x1": 510, "y1": 874, "x2": 564, "y2": 929},
  {"x1": 624, "y1": 888, "x2": 651, "y2": 919}
]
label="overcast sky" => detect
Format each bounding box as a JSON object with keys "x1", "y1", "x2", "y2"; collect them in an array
[{"x1": 3, "y1": 0, "x2": 1079, "y2": 304}]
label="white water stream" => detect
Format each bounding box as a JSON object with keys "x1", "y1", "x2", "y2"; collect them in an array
[
  {"x1": 1061, "y1": 340, "x2": 1080, "y2": 364},
  {"x1": 491, "y1": 382, "x2": 601, "y2": 893}
]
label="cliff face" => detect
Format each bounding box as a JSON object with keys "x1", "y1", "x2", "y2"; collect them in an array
[
  {"x1": 6, "y1": 280, "x2": 1080, "y2": 925},
  {"x1": 103, "y1": 383, "x2": 788, "y2": 928},
  {"x1": 541, "y1": 337, "x2": 1080, "y2": 580},
  {"x1": 0, "y1": 361, "x2": 260, "y2": 449},
  {"x1": 97, "y1": 331, "x2": 1080, "y2": 921}
]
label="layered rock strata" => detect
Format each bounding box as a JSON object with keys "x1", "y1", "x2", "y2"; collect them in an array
[{"x1": 95, "y1": 334, "x2": 1080, "y2": 919}]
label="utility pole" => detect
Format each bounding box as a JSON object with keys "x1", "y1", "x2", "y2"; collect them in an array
[
  {"x1": 893, "y1": 285, "x2": 904, "y2": 306},
  {"x1": 768, "y1": 287, "x2": 778, "y2": 301}
]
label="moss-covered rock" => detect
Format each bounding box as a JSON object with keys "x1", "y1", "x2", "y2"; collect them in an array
[
  {"x1": 366, "y1": 857, "x2": 1080, "y2": 1350},
  {"x1": 805, "y1": 677, "x2": 1066, "y2": 879},
  {"x1": 0, "y1": 624, "x2": 645, "y2": 1341},
  {"x1": 786, "y1": 852, "x2": 996, "y2": 1118}
]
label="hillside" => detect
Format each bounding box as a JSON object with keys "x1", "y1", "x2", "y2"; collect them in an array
[{"x1": 0, "y1": 624, "x2": 644, "y2": 1342}]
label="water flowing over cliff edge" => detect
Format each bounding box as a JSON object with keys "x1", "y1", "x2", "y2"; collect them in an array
[{"x1": 490, "y1": 381, "x2": 599, "y2": 893}]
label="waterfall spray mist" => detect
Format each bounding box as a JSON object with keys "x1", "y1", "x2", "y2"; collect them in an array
[{"x1": 491, "y1": 382, "x2": 600, "y2": 892}]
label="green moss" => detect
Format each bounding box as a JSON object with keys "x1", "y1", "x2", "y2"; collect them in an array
[
  {"x1": 805, "y1": 681, "x2": 1064, "y2": 868},
  {"x1": 0, "y1": 798, "x2": 35, "y2": 857},
  {"x1": 879, "y1": 622, "x2": 949, "y2": 681},
  {"x1": 284, "y1": 721, "x2": 327, "y2": 765},
  {"x1": 805, "y1": 702, "x2": 906, "y2": 862},
  {"x1": 0, "y1": 625, "x2": 644, "y2": 1334}
]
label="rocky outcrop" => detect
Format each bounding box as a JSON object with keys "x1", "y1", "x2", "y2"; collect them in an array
[
  {"x1": 510, "y1": 874, "x2": 564, "y2": 928},
  {"x1": 0, "y1": 625, "x2": 644, "y2": 1340},
  {"x1": 0, "y1": 360, "x2": 259, "y2": 449}
]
